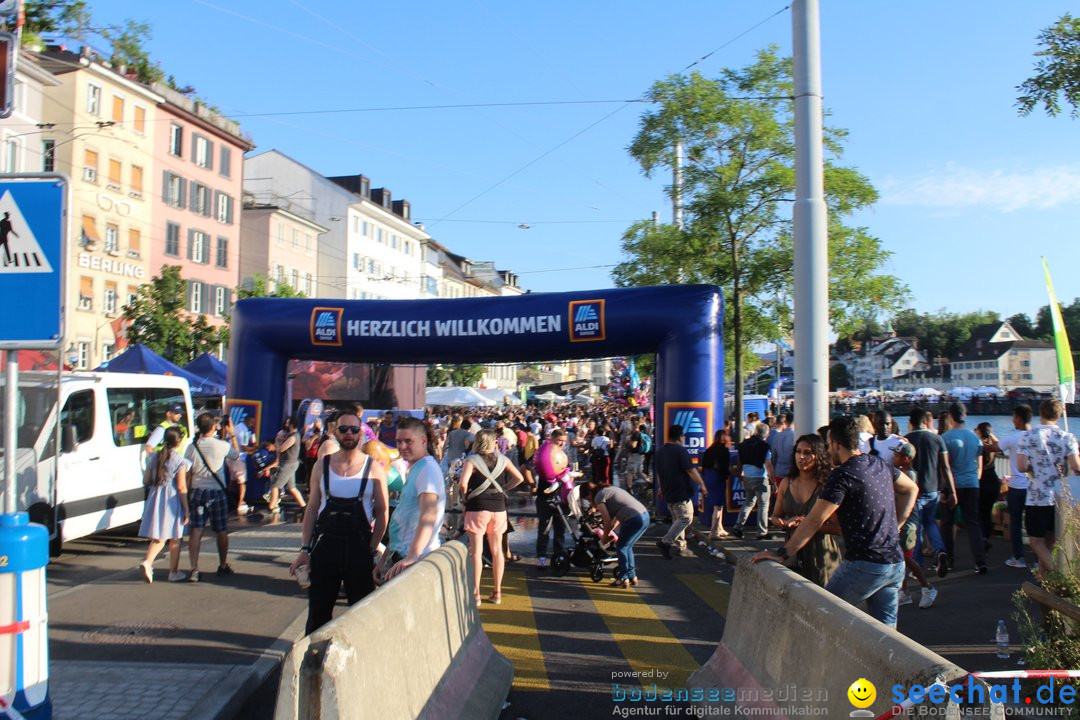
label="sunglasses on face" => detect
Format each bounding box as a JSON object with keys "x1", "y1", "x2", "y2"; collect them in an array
[{"x1": 337, "y1": 425, "x2": 362, "y2": 434}]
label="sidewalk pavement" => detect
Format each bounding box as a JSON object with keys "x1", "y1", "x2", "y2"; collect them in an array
[
  {"x1": 46, "y1": 520, "x2": 308, "y2": 720},
  {"x1": 685, "y1": 517, "x2": 1036, "y2": 674}
]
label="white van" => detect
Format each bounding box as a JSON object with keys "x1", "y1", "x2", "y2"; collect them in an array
[{"x1": 2, "y1": 371, "x2": 194, "y2": 556}]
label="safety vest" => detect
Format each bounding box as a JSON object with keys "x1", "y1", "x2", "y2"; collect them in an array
[{"x1": 153, "y1": 420, "x2": 189, "y2": 452}]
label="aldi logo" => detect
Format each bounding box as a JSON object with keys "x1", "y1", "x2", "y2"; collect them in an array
[
  {"x1": 310, "y1": 307, "x2": 344, "y2": 346},
  {"x1": 568, "y1": 299, "x2": 605, "y2": 342},
  {"x1": 663, "y1": 402, "x2": 713, "y2": 454}
]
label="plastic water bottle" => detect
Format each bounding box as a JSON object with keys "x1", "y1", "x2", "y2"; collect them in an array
[
  {"x1": 996, "y1": 620, "x2": 1009, "y2": 659},
  {"x1": 296, "y1": 564, "x2": 311, "y2": 589}
]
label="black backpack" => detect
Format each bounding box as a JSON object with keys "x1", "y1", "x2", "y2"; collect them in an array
[{"x1": 315, "y1": 455, "x2": 372, "y2": 540}]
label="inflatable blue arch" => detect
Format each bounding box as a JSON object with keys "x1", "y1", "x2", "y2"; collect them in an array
[{"x1": 227, "y1": 284, "x2": 723, "y2": 464}]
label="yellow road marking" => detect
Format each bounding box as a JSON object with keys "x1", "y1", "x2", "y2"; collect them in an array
[
  {"x1": 676, "y1": 574, "x2": 731, "y2": 617},
  {"x1": 478, "y1": 569, "x2": 549, "y2": 691},
  {"x1": 578, "y1": 576, "x2": 700, "y2": 688}
]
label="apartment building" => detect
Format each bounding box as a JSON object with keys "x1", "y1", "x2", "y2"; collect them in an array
[
  {"x1": 239, "y1": 201, "x2": 327, "y2": 296},
  {"x1": 38, "y1": 48, "x2": 163, "y2": 368},
  {"x1": 0, "y1": 51, "x2": 60, "y2": 174},
  {"x1": 152, "y1": 83, "x2": 253, "y2": 326}
]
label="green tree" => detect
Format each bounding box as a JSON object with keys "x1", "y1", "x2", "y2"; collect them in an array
[
  {"x1": 890, "y1": 309, "x2": 1001, "y2": 362},
  {"x1": 1008, "y1": 312, "x2": 1039, "y2": 340},
  {"x1": 104, "y1": 19, "x2": 163, "y2": 85},
  {"x1": 123, "y1": 265, "x2": 226, "y2": 365},
  {"x1": 829, "y1": 363, "x2": 850, "y2": 391},
  {"x1": 236, "y1": 273, "x2": 305, "y2": 300},
  {"x1": 427, "y1": 364, "x2": 485, "y2": 387},
  {"x1": 615, "y1": 47, "x2": 907, "y2": 434},
  {"x1": 22, "y1": 1, "x2": 92, "y2": 41},
  {"x1": 1017, "y1": 14, "x2": 1080, "y2": 118}
]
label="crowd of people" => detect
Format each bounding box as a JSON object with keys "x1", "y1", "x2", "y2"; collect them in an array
[{"x1": 134, "y1": 395, "x2": 1077, "y2": 634}]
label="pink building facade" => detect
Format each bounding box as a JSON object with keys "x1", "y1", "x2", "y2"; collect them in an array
[{"x1": 152, "y1": 84, "x2": 253, "y2": 328}]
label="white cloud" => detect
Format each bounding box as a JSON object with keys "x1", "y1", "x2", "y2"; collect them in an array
[{"x1": 880, "y1": 163, "x2": 1080, "y2": 212}]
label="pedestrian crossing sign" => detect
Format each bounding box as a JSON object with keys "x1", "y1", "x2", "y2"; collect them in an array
[{"x1": 0, "y1": 176, "x2": 66, "y2": 348}]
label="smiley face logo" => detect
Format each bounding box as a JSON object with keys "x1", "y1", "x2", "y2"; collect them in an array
[{"x1": 847, "y1": 678, "x2": 876, "y2": 709}]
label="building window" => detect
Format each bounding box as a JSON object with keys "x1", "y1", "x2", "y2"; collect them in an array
[
  {"x1": 163, "y1": 172, "x2": 186, "y2": 208},
  {"x1": 130, "y1": 165, "x2": 143, "y2": 197},
  {"x1": 42, "y1": 138, "x2": 55, "y2": 172},
  {"x1": 133, "y1": 105, "x2": 146, "y2": 133},
  {"x1": 127, "y1": 285, "x2": 138, "y2": 307},
  {"x1": 2, "y1": 137, "x2": 17, "y2": 173},
  {"x1": 107, "y1": 158, "x2": 122, "y2": 188},
  {"x1": 215, "y1": 286, "x2": 227, "y2": 316},
  {"x1": 189, "y1": 230, "x2": 208, "y2": 263},
  {"x1": 83, "y1": 148, "x2": 98, "y2": 183},
  {"x1": 77, "y1": 341, "x2": 90, "y2": 369},
  {"x1": 391, "y1": 234, "x2": 399, "y2": 250},
  {"x1": 190, "y1": 281, "x2": 202, "y2": 313},
  {"x1": 424, "y1": 275, "x2": 438, "y2": 295},
  {"x1": 290, "y1": 269, "x2": 299, "y2": 289},
  {"x1": 291, "y1": 228, "x2": 299, "y2": 250},
  {"x1": 101, "y1": 344, "x2": 114, "y2": 362},
  {"x1": 305, "y1": 233, "x2": 312, "y2": 254},
  {"x1": 215, "y1": 192, "x2": 233, "y2": 224},
  {"x1": 81, "y1": 215, "x2": 100, "y2": 247},
  {"x1": 362, "y1": 221, "x2": 368, "y2": 236},
  {"x1": 377, "y1": 228, "x2": 383, "y2": 243},
  {"x1": 128, "y1": 228, "x2": 141, "y2": 258},
  {"x1": 78, "y1": 276, "x2": 93, "y2": 309},
  {"x1": 190, "y1": 182, "x2": 211, "y2": 217},
  {"x1": 215, "y1": 237, "x2": 228, "y2": 268},
  {"x1": 219, "y1": 146, "x2": 231, "y2": 178},
  {"x1": 169, "y1": 124, "x2": 183, "y2": 156},
  {"x1": 111, "y1": 95, "x2": 124, "y2": 125},
  {"x1": 104, "y1": 223, "x2": 119, "y2": 253},
  {"x1": 304, "y1": 273, "x2": 312, "y2": 295},
  {"x1": 165, "y1": 222, "x2": 180, "y2": 257},
  {"x1": 87, "y1": 83, "x2": 101, "y2": 115},
  {"x1": 1022, "y1": 360, "x2": 1031, "y2": 367},
  {"x1": 104, "y1": 282, "x2": 117, "y2": 314},
  {"x1": 192, "y1": 134, "x2": 213, "y2": 169},
  {"x1": 353, "y1": 253, "x2": 360, "y2": 269},
  {"x1": 275, "y1": 222, "x2": 284, "y2": 246}
]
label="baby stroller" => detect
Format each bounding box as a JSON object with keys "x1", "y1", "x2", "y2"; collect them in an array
[{"x1": 550, "y1": 485, "x2": 620, "y2": 582}]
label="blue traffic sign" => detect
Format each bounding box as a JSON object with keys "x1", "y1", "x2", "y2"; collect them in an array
[{"x1": 0, "y1": 175, "x2": 66, "y2": 348}]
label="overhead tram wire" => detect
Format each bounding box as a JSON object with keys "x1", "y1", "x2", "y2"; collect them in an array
[{"x1": 423, "y1": 3, "x2": 793, "y2": 229}]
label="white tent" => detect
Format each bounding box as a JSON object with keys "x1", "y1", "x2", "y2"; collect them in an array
[
  {"x1": 425, "y1": 386, "x2": 496, "y2": 407},
  {"x1": 974, "y1": 385, "x2": 1004, "y2": 397},
  {"x1": 569, "y1": 394, "x2": 594, "y2": 405},
  {"x1": 536, "y1": 391, "x2": 562, "y2": 402},
  {"x1": 472, "y1": 388, "x2": 522, "y2": 406},
  {"x1": 911, "y1": 387, "x2": 943, "y2": 396},
  {"x1": 948, "y1": 386, "x2": 976, "y2": 399}
]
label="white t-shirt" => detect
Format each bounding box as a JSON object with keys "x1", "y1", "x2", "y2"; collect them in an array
[
  {"x1": 318, "y1": 456, "x2": 376, "y2": 525},
  {"x1": 997, "y1": 430, "x2": 1028, "y2": 490},
  {"x1": 389, "y1": 455, "x2": 446, "y2": 558},
  {"x1": 858, "y1": 432, "x2": 874, "y2": 455},
  {"x1": 869, "y1": 434, "x2": 904, "y2": 467},
  {"x1": 591, "y1": 435, "x2": 612, "y2": 452}
]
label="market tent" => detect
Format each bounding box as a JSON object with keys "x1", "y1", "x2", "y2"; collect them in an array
[
  {"x1": 535, "y1": 391, "x2": 562, "y2": 402},
  {"x1": 911, "y1": 387, "x2": 943, "y2": 397},
  {"x1": 425, "y1": 386, "x2": 496, "y2": 407},
  {"x1": 184, "y1": 352, "x2": 228, "y2": 389},
  {"x1": 974, "y1": 385, "x2": 1004, "y2": 397},
  {"x1": 96, "y1": 344, "x2": 226, "y2": 396},
  {"x1": 472, "y1": 388, "x2": 522, "y2": 406}
]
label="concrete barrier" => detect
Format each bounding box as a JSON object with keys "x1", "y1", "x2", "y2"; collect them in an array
[
  {"x1": 274, "y1": 540, "x2": 513, "y2": 720},
  {"x1": 688, "y1": 558, "x2": 990, "y2": 718}
]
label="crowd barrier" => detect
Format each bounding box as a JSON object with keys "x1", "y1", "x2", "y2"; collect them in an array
[
  {"x1": 274, "y1": 540, "x2": 513, "y2": 720},
  {"x1": 688, "y1": 559, "x2": 1001, "y2": 718}
]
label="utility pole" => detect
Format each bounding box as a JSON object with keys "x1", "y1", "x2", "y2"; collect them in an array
[
  {"x1": 673, "y1": 140, "x2": 684, "y2": 230},
  {"x1": 792, "y1": 0, "x2": 829, "y2": 435}
]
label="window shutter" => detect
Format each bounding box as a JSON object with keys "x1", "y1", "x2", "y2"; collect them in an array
[
  {"x1": 191, "y1": 134, "x2": 199, "y2": 163},
  {"x1": 226, "y1": 195, "x2": 234, "y2": 224},
  {"x1": 163, "y1": 171, "x2": 170, "y2": 204},
  {"x1": 178, "y1": 178, "x2": 187, "y2": 209},
  {"x1": 205, "y1": 140, "x2": 213, "y2": 171},
  {"x1": 187, "y1": 280, "x2": 195, "y2": 311},
  {"x1": 187, "y1": 228, "x2": 194, "y2": 260}
]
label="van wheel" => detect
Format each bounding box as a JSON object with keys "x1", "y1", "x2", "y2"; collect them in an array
[{"x1": 27, "y1": 503, "x2": 61, "y2": 557}]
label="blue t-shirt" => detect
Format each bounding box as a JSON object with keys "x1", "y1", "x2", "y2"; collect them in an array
[{"x1": 943, "y1": 428, "x2": 981, "y2": 490}]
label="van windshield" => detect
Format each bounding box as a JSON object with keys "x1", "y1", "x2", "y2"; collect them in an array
[{"x1": 0, "y1": 385, "x2": 57, "y2": 450}]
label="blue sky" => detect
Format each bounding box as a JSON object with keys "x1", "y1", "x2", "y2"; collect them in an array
[{"x1": 87, "y1": 1, "x2": 1080, "y2": 322}]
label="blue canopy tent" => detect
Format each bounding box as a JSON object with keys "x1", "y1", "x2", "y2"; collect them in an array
[
  {"x1": 184, "y1": 352, "x2": 228, "y2": 389},
  {"x1": 95, "y1": 344, "x2": 226, "y2": 397}
]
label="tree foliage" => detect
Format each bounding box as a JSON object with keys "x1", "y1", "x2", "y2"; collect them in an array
[
  {"x1": 1017, "y1": 14, "x2": 1080, "y2": 118},
  {"x1": 614, "y1": 47, "x2": 907, "y2": 420},
  {"x1": 426, "y1": 364, "x2": 485, "y2": 388},
  {"x1": 236, "y1": 273, "x2": 305, "y2": 300},
  {"x1": 886, "y1": 309, "x2": 1001, "y2": 362},
  {"x1": 123, "y1": 266, "x2": 226, "y2": 365},
  {"x1": 106, "y1": 19, "x2": 163, "y2": 85}
]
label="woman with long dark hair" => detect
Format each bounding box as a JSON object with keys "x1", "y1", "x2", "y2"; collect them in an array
[
  {"x1": 769, "y1": 434, "x2": 841, "y2": 585},
  {"x1": 974, "y1": 422, "x2": 1001, "y2": 552},
  {"x1": 701, "y1": 429, "x2": 732, "y2": 539},
  {"x1": 138, "y1": 426, "x2": 191, "y2": 583}
]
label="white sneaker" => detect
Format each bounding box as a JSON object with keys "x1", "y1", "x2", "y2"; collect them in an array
[
  {"x1": 237, "y1": 503, "x2": 249, "y2": 514},
  {"x1": 919, "y1": 585, "x2": 938, "y2": 609},
  {"x1": 1005, "y1": 557, "x2": 1028, "y2": 569},
  {"x1": 537, "y1": 557, "x2": 549, "y2": 569},
  {"x1": 898, "y1": 592, "x2": 913, "y2": 606}
]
